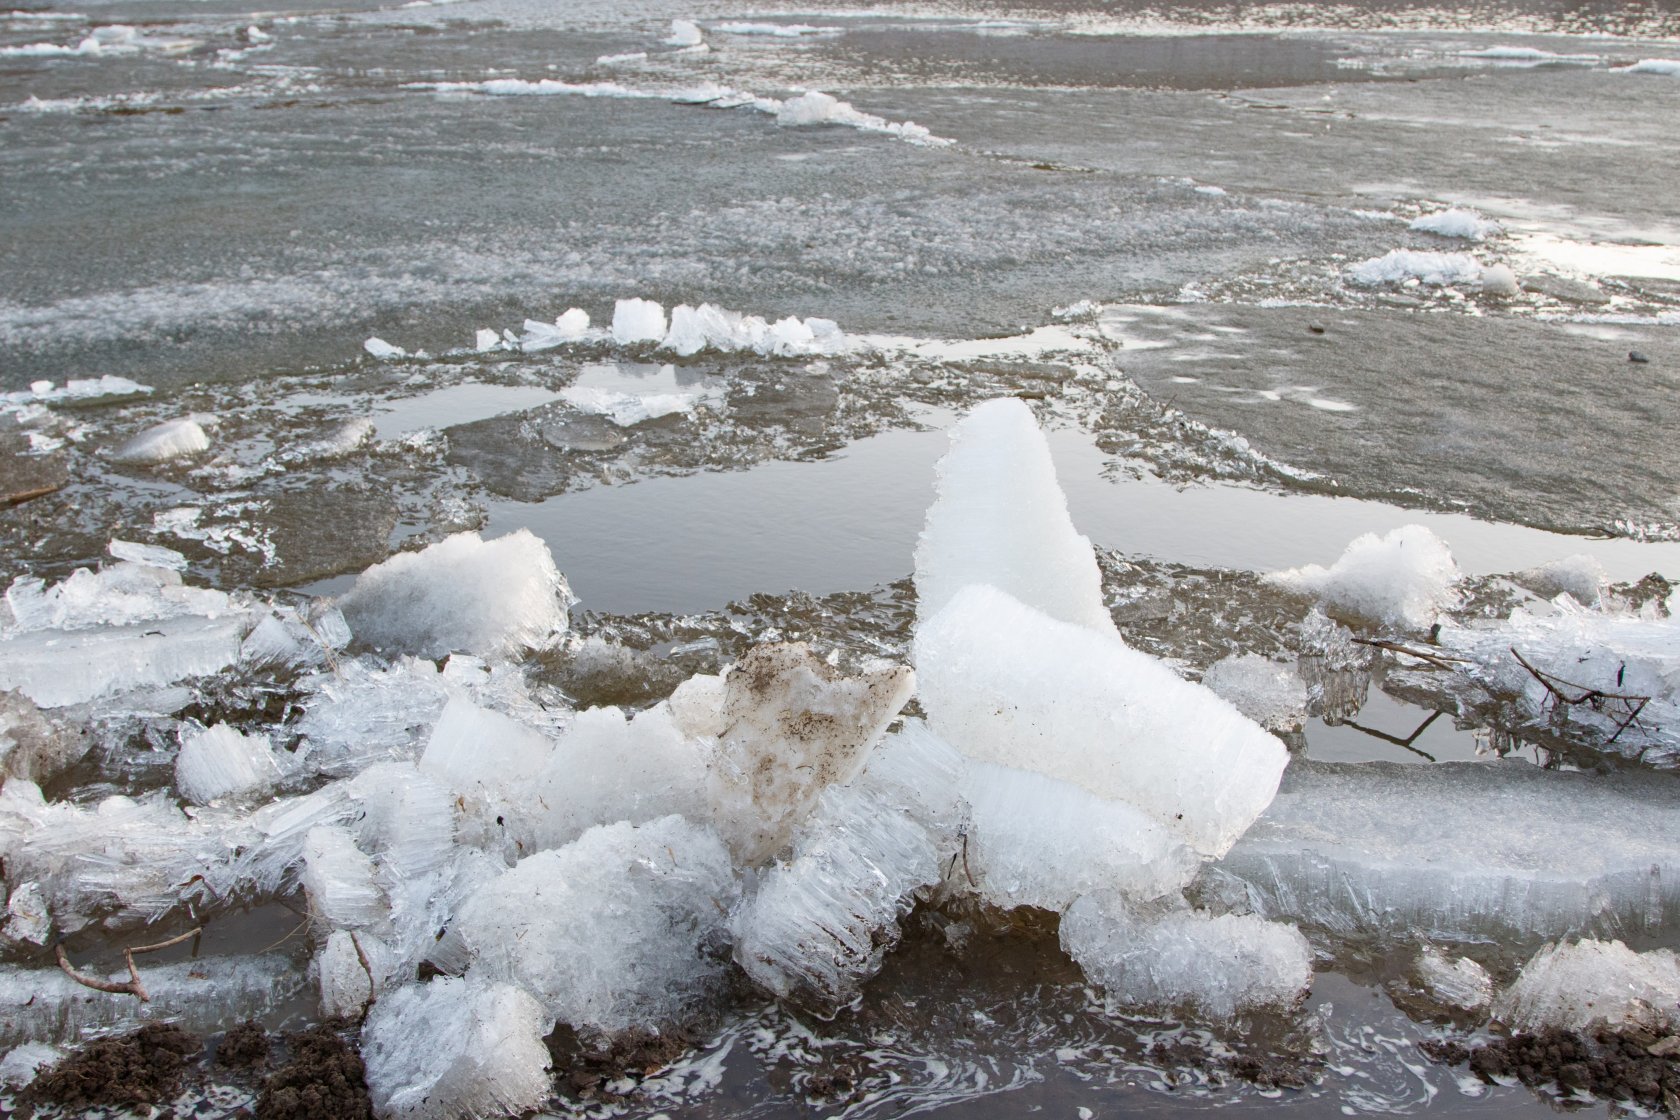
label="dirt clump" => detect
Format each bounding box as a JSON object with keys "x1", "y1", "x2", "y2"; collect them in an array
[
  {"x1": 1422, "y1": 1028, "x2": 1680, "y2": 1110},
  {"x1": 29, "y1": 1022, "x2": 201, "y2": 1108},
  {"x1": 550, "y1": 1025, "x2": 695, "y2": 1102},
  {"x1": 256, "y1": 1020, "x2": 372, "y2": 1120},
  {"x1": 217, "y1": 1019, "x2": 270, "y2": 1067}
]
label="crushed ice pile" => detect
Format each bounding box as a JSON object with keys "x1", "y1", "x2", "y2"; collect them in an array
[{"x1": 4, "y1": 399, "x2": 1680, "y2": 1115}]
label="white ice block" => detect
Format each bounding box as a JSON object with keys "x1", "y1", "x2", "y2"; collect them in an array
[
  {"x1": 1494, "y1": 939, "x2": 1680, "y2": 1034},
  {"x1": 440, "y1": 815, "x2": 737, "y2": 1036},
  {"x1": 915, "y1": 584, "x2": 1286, "y2": 858},
  {"x1": 338, "y1": 530, "x2": 572, "y2": 660},
  {"x1": 1415, "y1": 945, "x2": 1494, "y2": 1012},
  {"x1": 301, "y1": 825, "x2": 385, "y2": 930},
  {"x1": 610, "y1": 298, "x2": 667, "y2": 344},
  {"x1": 175, "y1": 723, "x2": 284, "y2": 805},
  {"x1": 1061, "y1": 892, "x2": 1313, "y2": 1019},
  {"x1": 1267, "y1": 524, "x2": 1461, "y2": 631},
  {"x1": 112, "y1": 417, "x2": 209, "y2": 463},
  {"x1": 362, "y1": 977, "x2": 553, "y2": 1120},
  {"x1": 913, "y1": 398, "x2": 1114, "y2": 635}
]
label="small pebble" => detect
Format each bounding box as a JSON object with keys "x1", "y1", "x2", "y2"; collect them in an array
[
  {"x1": 1629, "y1": 350, "x2": 1650, "y2": 363},
  {"x1": 1308, "y1": 322, "x2": 1326, "y2": 335}
]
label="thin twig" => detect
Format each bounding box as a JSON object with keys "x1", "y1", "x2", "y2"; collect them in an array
[
  {"x1": 56, "y1": 943, "x2": 149, "y2": 1002},
  {"x1": 1344, "y1": 710, "x2": 1442, "y2": 762},
  {"x1": 1351, "y1": 637, "x2": 1470, "y2": 671},
  {"x1": 349, "y1": 931, "x2": 377, "y2": 1023},
  {"x1": 1509, "y1": 647, "x2": 1651, "y2": 744}
]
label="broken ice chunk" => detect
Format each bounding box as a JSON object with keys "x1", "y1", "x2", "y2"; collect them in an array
[
  {"x1": 318, "y1": 928, "x2": 378, "y2": 1019},
  {"x1": 611, "y1": 298, "x2": 667, "y2": 344},
  {"x1": 1201, "y1": 654, "x2": 1311, "y2": 732},
  {"x1": 295, "y1": 657, "x2": 452, "y2": 774},
  {"x1": 731, "y1": 721, "x2": 963, "y2": 1009},
  {"x1": 0, "y1": 690, "x2": 88, "y2": 783},
  {"x1": 1267, "y1": 524, "x2": 1461, "y2": 631},
  {"x1": 0, "y1": 1043, "x2": 61, "y2": 1088},
  {"x1": 1347, "y1": 250, "x2": 1486, "y2": 287},
  {"x1": 707, "y1": 643, "x2": 914, "y2": 866},
  {"x1": 3, "y1": 881, "x2": 49, "y2": 946},
  {"x1": 962, "y1": 760, "x2": 1200, "y2": 911},
  {"x1": 5, "y1": 556, "x2": 234, "y2": 634},
  {"x1": 364, "y1": 337, "x2": 406, "y2": 359},
  {"x1": 112, "y1": 417, "x2": 210, "y2": 463},
  {"x1": 474, "y1": 328, "x2": 501, "y2": 352},
  {"x1": 362, "y1": 977, "x2": 553, "y2": 1120},
  {"x1": 440, "y1": 816, "x2": 738, "y2": 1036},
  {"x1": 1510, "y1": 554, "x2": 1607, "y2": 607},
  {"x1": 665, "y1": 18, "x2": 704, "y2": 46},
  {"x1": 1415, "y1": 945, "x2": 1494, "y2": 1012},
  {"x1": 1494, "y1": 939, "x2": 1680, "y2": 1034},
  {"x1": 526, "y1": 704, "x2": 708, "y2": 852},
  {"x1": 914, "y1": 398, "x2": 1115, "y2": 635},
  {"x1": 421, "y1": 697, "x2": 553, "y2": 856},
  {"x1": 1409, "y1": 209, "x2": 1502, "y2": 241},
  {"x1": 349, "y1": 761, "x2": 457, "y2": 880},
  {"x1": 337, "y1": 530, "x2": 572, "y2": 660},
  {"x1": 0, "y1": 616, "x2": 248, "y2": 710},
  {"x1": 302, "y1": 825, "x2": 385, "y2": 929},
  {"x1": 175, "y1": 723, "x2": 284, "y2": 805},
  {"x1": 1207, "y1": 759, "x2": 1680, "y2": 941},
  {"x1": 668, "y1": 672, "x2": 727, "y2": 738},
  {"x1": 107, "y1": 538, "x2": 187, "y2": 570},
  {"x1": 915, "y1": 584, "x2": 1286, "y2": 858},
  {"x1": 1061, "y1": 892, "x2": 1313, "y2": 1019}
]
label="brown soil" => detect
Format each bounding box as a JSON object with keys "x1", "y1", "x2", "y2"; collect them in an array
[
  {"x1": 28, "y1": 1023, "x2": 201, "y2": 1109},
  {"x1": 549, "y1": 1025, "x2": 696, "y2": 1101},
  {"x1": 217, "y1": 1020, "x2": 270, "y2": 1067},
  {"x1": 255, "y1": 1021, "x2": 373, "y2": 1120},
  {"x1": 1422, "y1": 1028, "x2": 1680, "y2": 1111}
]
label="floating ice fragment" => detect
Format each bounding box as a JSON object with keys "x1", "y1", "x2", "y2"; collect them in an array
[
  {"x1": 916, "y1": 584, "x2": 1286, "y2": 858},
  {"x1": 175, "y1": 723, "x2": 284, "y2": 805},
  {"x1": 1347, "y1": 250, "x2": 1487, "y2": 287},
  {"x1": 707, "y1": 643, "x2": 914, "y2": 866},
  {"x1": 364, "y1": 337, "x2": 406, "y2": 359},
  {"x1": 666, "y1": 18, "x2": 703, "y2": 46},
  {"x1": 1494, "y1": 940, "x2": 1680, "y2": 1034},
  {"x1": 611, "y1": 298, "x2": 667, "y2": 344},
  {"x1": 1409, "y1": 209, "x2": 1502, "y2": 241},
  {"x1": 1267, "y1": 524, "x2": 1460, "y2": 631},
  {"x1": 914, "y1": 397, "x2": 1115, "y2": 634},
  {"x1": 774, "y1": 90, "x2": 942, "y2": 144},
  {"x1": 338, "y1": 530, "x2": 572, "y2": 660},
  {"x1": 474, "y1": 328, "x2": 500, "y2": 351},
  {"x1": 1061, "y1": 892, "x2": 1313, "y2": 1018},
  {"x1": 113, "y1": 418, "x2": 210, "y2": 463},
  {"x1": 1201, "y1": 654, "x2": 1310, "y2": 732},
  {"x1": 1416, "y1": 945, "x2": 1494, "y2": 1011},
  {"x1": 1207, "y1": 759, "x2": 1680, "y2": 941},
  {"x1": 108, "y1": 538, "x2": 186, "y2": 570},
  {"x1": 1625, "y1": 58, "x2": 1680, "y2": 74},
  {"x1": 440, "y1": 816, "x2": 738, "y2": 1035}
]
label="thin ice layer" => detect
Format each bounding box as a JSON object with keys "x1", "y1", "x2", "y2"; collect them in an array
[
  {"x1": 1206, "y1": 759, "x2": 1680, "y2": 941},
  {"x1": 362, "y1": 977, "x2": 553, "y2": 1120},
  {"x1": 439, "y1": 816, "x2": 738, "y2": 1036},
  {"x1": 915, "y1": 584, "x2": 1286, "y2": 858},
  {"x1": 732, "y1": 721, "x2": 963, "y2": 1009},
  {"x1": 1494, "y1": 939, "x2": 1680, "y2": 1034},
  {"x1": 337, "y1": 530, "x2": 572, "y2": 660},
  {"x1": 0, "y1": 955, "x2": 305, "y2": 1047},
  {"x1": 913, "y1": 398, "x2": 1114, "y2": 635},
  {"x1": 1061, "y1": 892, "x2": 1313, "y2": 1018}
]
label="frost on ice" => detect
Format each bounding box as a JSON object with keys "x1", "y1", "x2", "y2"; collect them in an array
[
  {"x1": 337, "y1": 530, "x2": 573, "y2": 660},
  {"x1": 1267, "y1": 524, "x2": 1461, "y2": 631}
]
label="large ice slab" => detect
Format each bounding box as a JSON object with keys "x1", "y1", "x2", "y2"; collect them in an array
[
  {"x1": 732, "y1": 721, "x2": 962, "y2": 1009},
  {"x1": 915, "y1": 584, "x2": 1286, "y2": 858},
  {"x1": 338, "y1": 530, "x2": 572, "y2": 660},
  {"x1": 438, "y1": 815, "x2": 738, "y2": 1036},
  {"x1": 1493, "y1": 939, "x2": 1680, "y2": 1034},
  {"x1": 1205, "y1": 759, "x2": 1680, "y2": 942},
  {"x1": 1267, "y1": 525, "x2": 1461, "y2": 631},
  {"x1": 1061, "y1": 892, "x2": 1313, "y2": 1019},
  {"x1": 707, "y1": 643, "x2": 914, "y2": 866},
  {"x1": 913, "y1": 398, "x2": 1114, "y2": 635},
  {"x1": 362, "y1": 977, "x2": 553, "y2": 1120}
]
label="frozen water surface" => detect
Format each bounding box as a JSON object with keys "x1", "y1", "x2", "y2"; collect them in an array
[{"x1": 5, "y1": 0, "x2": 1680, "y2": 1116}]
